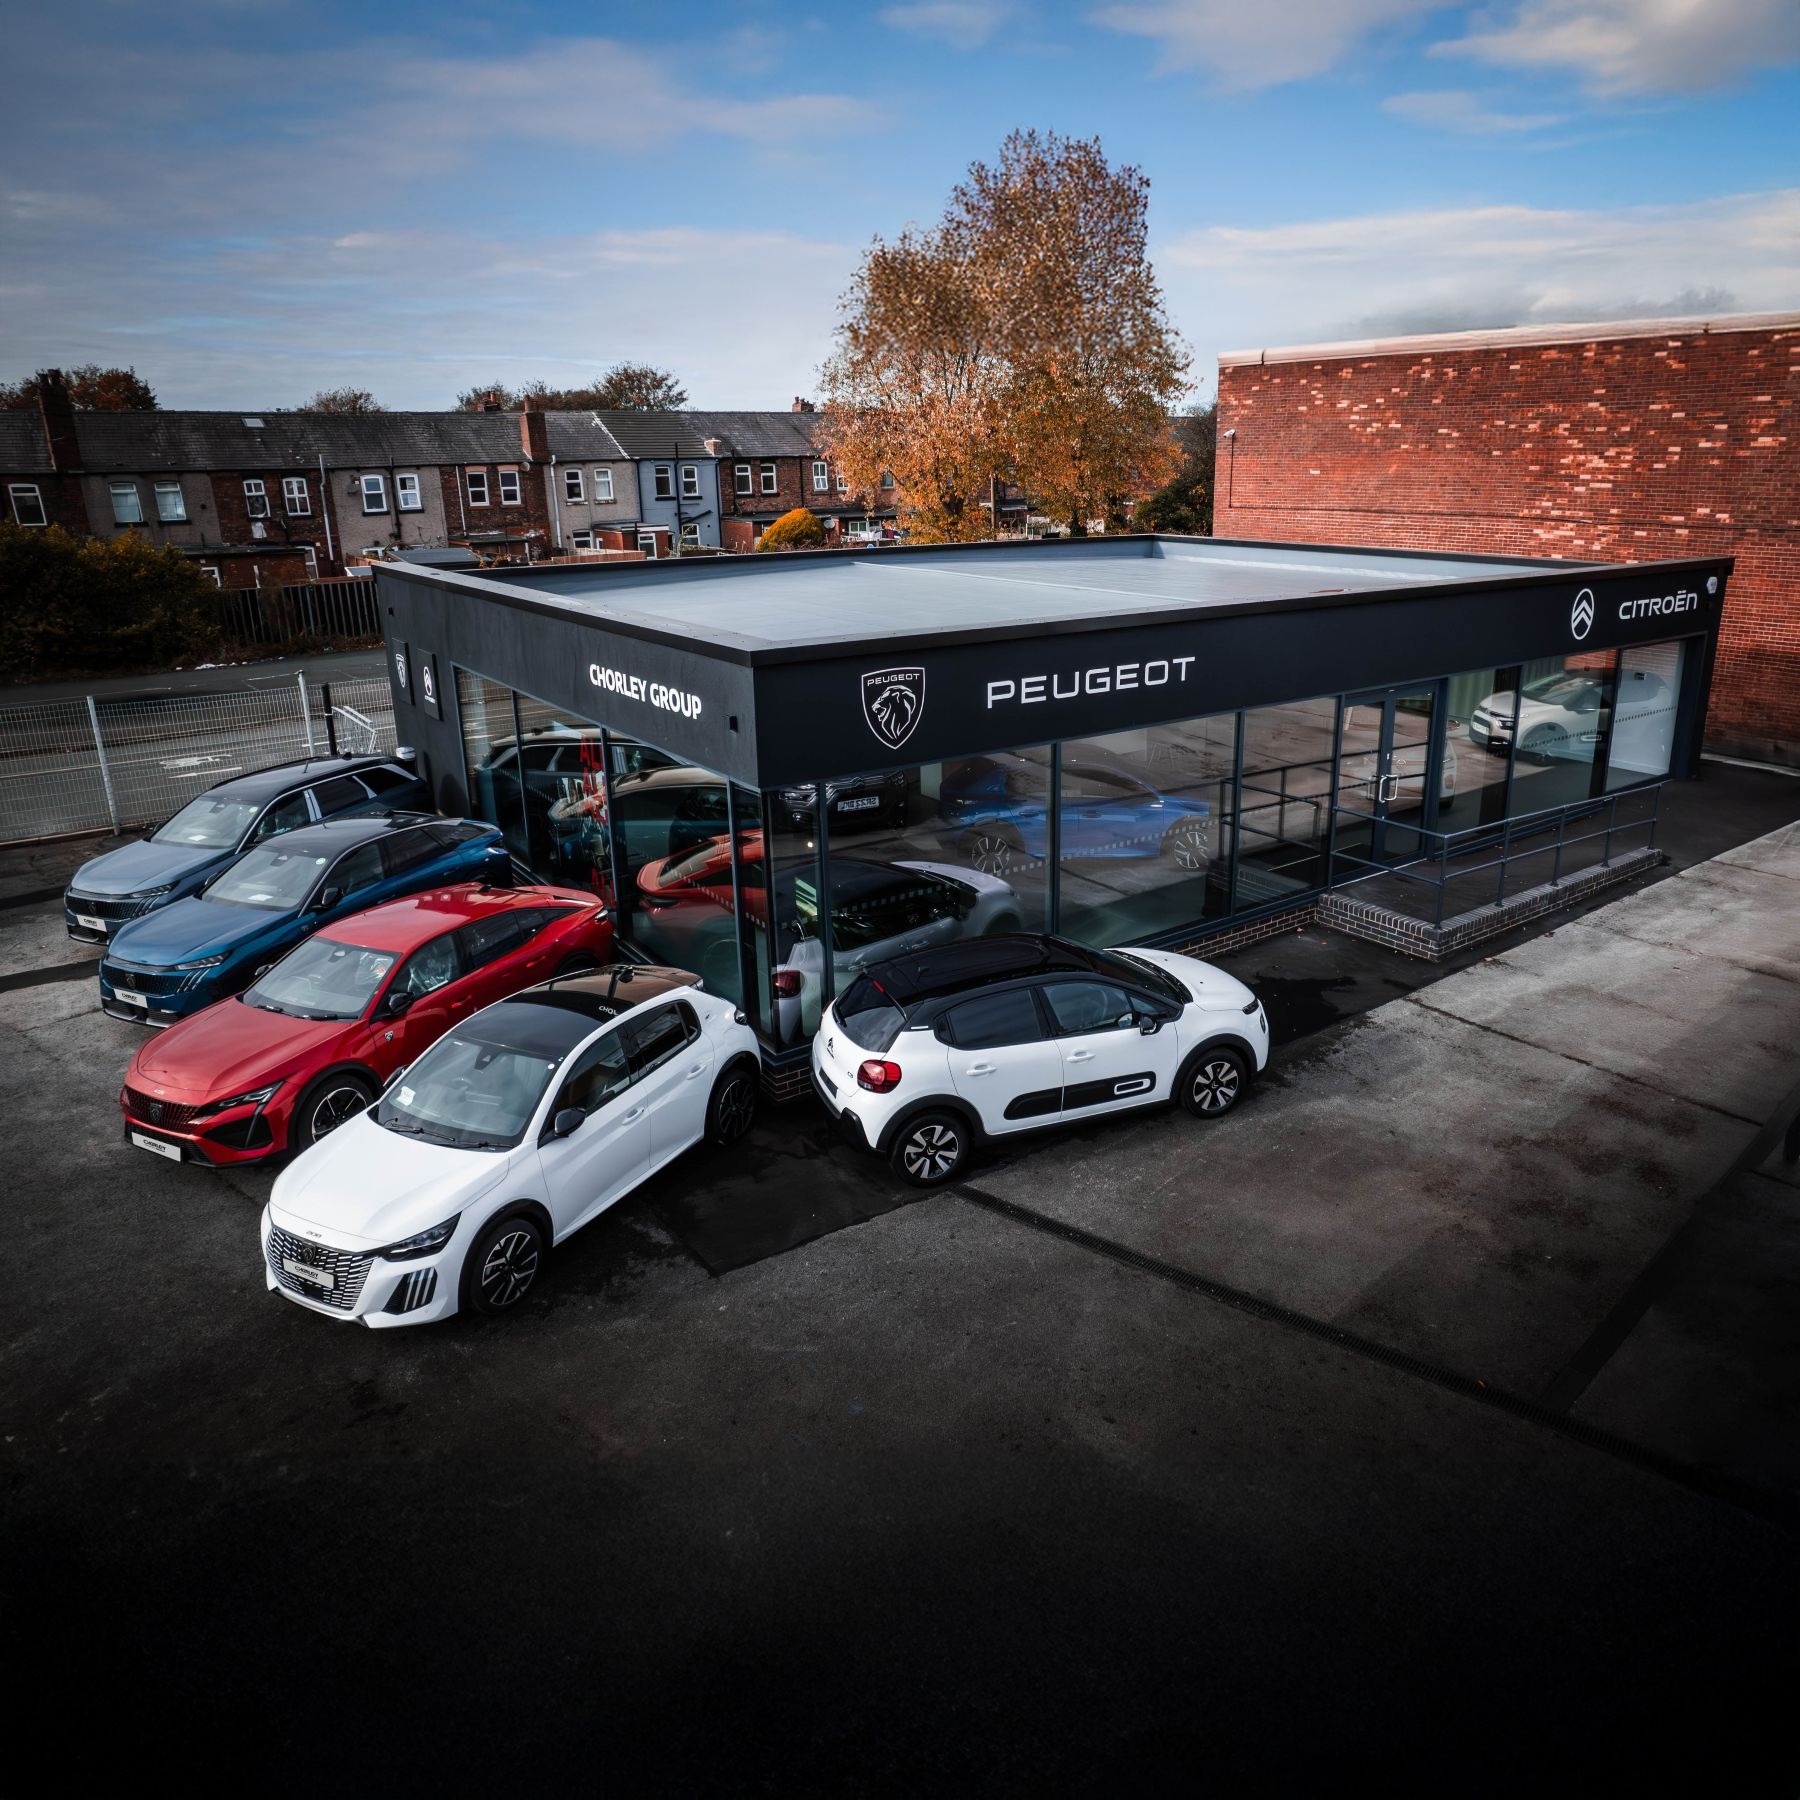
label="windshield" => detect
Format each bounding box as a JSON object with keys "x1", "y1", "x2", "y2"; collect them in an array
[
  {"x1": 377, "y1": 1026, "x2": 570, "y2": 1150},
  {"x1": 207, "y1": 844, "x2": 331, "y2": 910},
  {"x1": 1521, "y1": 673, "x2": 1597, "y2": 704},
  {"x1": 835, "y1": 974, "x2": 907, "y2": 1052},
  {"x1": 243, "y1": 936, "x2": 395, "y2": 1020},
  {"x1": 1093, "y1": 948, "x2": 1188, "y2": 1002},
  {"x1": 154, "y1": 794, "x2": 261, "y2": 849}
]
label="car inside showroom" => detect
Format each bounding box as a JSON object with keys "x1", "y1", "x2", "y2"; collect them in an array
[{"x1": 375, "y1": 535, "x2": 1728, "y2": 1071}]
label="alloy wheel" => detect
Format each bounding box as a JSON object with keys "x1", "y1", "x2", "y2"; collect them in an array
[
  {"x1": 1166, "y1": 825, "x2": 1210, "y2": 870},
  {"x1": 901, "y1": 1121, "x2": 961, "y2": 1181},
  {"x1": 309, "y1": 1084, "x2": 368, "y2": 1141},
  {"x1": 716, "y1": 1072, "x2": 756, "y2": 1142},
  {"x1": 480, "y1": 1230, "x2": 540, "y2": 1308},
  {"x1": 965, "y1": 833, "x2": 1015, "y2": 876},
  {"x1": 1190, "y1": 1059, "x2": 1241, "y2": 1113}
]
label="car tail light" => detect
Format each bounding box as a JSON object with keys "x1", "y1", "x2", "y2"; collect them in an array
[
  {"x1": 857, "y1": 1059, "x2": 902, "y2": 1093},
  {"x1": 773, "y1": 970, "x2": 804, "y2": 999}
]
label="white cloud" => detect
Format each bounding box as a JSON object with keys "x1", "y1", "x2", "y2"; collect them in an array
[
  {"x1": 1381, "y1": 88, "x2": 1566, "y2": 131},
  {"x1": 881, "y1": 1, "x2": 1017, "y2": 49},
  {"x1": 1436, "y1": 0, "x2": 1800, "y2": 96},
  {"x1": 1091, "y1": 0, "x2": 1440, "y2": 87},
  {"x1": 1160, "y1": 188, "x2": 1800, "y2": 363}
]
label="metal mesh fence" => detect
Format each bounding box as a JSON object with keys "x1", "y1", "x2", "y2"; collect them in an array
[{"x1": 0, "y1": 672, "x2": 402, "y2": 844}]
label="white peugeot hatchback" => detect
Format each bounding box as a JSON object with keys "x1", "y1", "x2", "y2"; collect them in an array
[
  {"x1": 812, "y1": 934, "x2": 1268, "y2": 1186},
  {"x1": 261, "y1": 966, "x2": 760, "y2": 1326}
]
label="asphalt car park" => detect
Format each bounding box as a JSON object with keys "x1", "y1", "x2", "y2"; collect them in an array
[{"x1": 3, "y1": 760, "x2": 1797, "y2": 1792}]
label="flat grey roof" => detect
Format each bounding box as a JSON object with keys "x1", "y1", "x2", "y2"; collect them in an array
[{"x1": 467, "y1": 536, "x2": 1560, "y2": 657}]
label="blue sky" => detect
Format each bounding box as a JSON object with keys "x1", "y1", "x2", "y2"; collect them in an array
[{"x1": 1, "y1": 0, "x2": 1795, "y2": 408}]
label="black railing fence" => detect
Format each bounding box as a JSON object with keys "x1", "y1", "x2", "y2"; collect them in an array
[{"x1": 206, "y1": 579, "x2": 381, "y2": 651}]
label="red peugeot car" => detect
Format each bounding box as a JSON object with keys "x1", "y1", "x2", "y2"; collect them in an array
[{"x1": 119, "y1": 883, "x2": 613, "y2": 1166}]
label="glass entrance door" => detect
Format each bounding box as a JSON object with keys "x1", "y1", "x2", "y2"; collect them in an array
[{"x1": 1334, "y1": 684, "x2": 1443, "y2": 867}]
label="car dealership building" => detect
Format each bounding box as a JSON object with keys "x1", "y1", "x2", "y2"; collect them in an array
[{"x1": 376, "y1": 535, "x2": 1730, "y2": 1078}]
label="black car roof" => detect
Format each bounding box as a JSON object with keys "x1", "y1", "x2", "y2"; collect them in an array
[
  {"x1": 858, "y1": 934, "x2": 1110, "y2": 1006},
  {"x1": 209, "y1": 755, "x2": 397, "y2": 803}
]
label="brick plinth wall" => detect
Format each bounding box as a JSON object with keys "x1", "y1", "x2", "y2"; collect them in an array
[{"x1": 1216, "y1": 315, "x2": 1799, "y2": 765}]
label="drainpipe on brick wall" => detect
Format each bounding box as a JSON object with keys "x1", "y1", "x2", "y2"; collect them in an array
[
  {"x1": 317, "y1": 454, "x2": 336, "y2": 570},
  {"x1": 549, "y1": 455, "x2": 563, "y2": 550}
]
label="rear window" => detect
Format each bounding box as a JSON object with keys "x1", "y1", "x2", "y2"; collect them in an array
[{"x1": 836, "y1": 975, "x2": 906, "y2": 1053}]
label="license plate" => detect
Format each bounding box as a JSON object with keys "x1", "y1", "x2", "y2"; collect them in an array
[
  {"x1": 283, "y1": 1258, "x2": 335, "y2": 1291},
  {"x1": 114, "y1": 988, "x2": 148, "y2": 1008},
  {"x1": 131, "y1": 1131, "x2": 181, "y2": 1160},
  {"x1": 76, "y1": 913, "x2": 107, "y2": 932},
  {"x1": 836, "y1": 795, "x2": 880, "y2": 813}
]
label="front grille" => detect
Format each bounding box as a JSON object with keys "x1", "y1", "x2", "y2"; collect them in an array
[
  {"x1": 67, "y1": 891, "x2": 156, "y2": 923},
  {"x1": 102, "y1": 960, "x2": 208, "y2": 999},
  {"x1": 266, "y1": 1225, "x2": 373, "y2": 1313},
  {"x1": 124, "y1": 1086, "x2": 203, "y2": 1130}
]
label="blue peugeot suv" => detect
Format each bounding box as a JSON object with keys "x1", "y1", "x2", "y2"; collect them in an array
[
  {"x1": 937, "y1": 752, "x2": 1214, "y2": 875},
  {"x1": 99, "y1": 815, "x2": 510, "y2": 1026},
  {"x1": 65, "y1": 756, "x2": 427, "y2": 945}
]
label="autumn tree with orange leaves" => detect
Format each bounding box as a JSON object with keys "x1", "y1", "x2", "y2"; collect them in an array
[{"x1": 821, "y1": 131, "x2": 1188, "y2": 542}]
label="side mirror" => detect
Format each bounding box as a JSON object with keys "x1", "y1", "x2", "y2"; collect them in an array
[
  {"x1": 314, "y1": 886, "x2": 343, "y2": 912},
  {"x1": 382, "y1": 1064, "x2": 408, "y2": 1092},
  {"x1": 384, "y1": 989, "x2": 416, "y2": 1017},
  {"x1": 1138, "y1": 1016, "x2": 1163, "y2": 1036},
  {"x1": 550, "y1": 1106, "x2": 587, "y2": 1140}
]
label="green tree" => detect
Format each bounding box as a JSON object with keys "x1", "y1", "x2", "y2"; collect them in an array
[
  {"x1": 757, "y1": 508, "x2": 826, "y2": 552},
  {"x1": 0, "y1": 365, "x2": 158, "y2": 411},
  {"x1": 302, "y1": 387, "x2": 385, "y2": 414},
  {"x1": 1135, "y1": 402, "x2": 1217, "y2": 536},
  {"x1": 0, "y1": 524, "x2": 219, "y2": 680}
]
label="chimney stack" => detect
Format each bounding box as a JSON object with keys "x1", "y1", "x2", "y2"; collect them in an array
[
  {"x1": 480, "y1": 390, "x2": 503, "y2": 412},
  {"x1": 791, "y1": 396, "x2": 815, "y2": 413},
  {"x1": 37, "y1": 368, "x2": 79, "y2": 471},
  {"x1": 703, "y1": 437, "x2": 722, "y2": 457},
  {"x1": 520, "y1": 409, "x2": 549, "y2": 462}
]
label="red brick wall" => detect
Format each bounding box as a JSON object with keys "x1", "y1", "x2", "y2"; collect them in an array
[
  {"x1": 1215, "y1": 322, "x2": 1800, "y2": 763},
  {"x1": 3, "y1": 472, "x2": 87, "y2": 534},
  {"x1": 440, "y1": 463, "x2": 551, "y2": 555},
  {"x1": 206, "y1": 470, "x2": 336, "y2": 575}
]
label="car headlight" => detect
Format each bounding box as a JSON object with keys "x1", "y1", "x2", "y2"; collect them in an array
[
  {"x1": 196, "y1": 1082, "x2": 281, "y2": 1118},
  {"x1": 174, "y1": 953, "x2": 228, "y2": 971},
  {"x1": 130, "y1": 884, "x2": 176, "y2": 900},
  {"x1": 377, "y1": 1214, "x2": 461, "y2": 1262}
]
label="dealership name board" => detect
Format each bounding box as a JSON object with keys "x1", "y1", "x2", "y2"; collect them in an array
[
  {"x1": 588, "y1": 662, "x2": 703, "y2": 720},
  {"x1": 1617, "y1": 588, "x2": 1699, "y2": 621},
  {"x1": 986, "y1": 656, "x2": 1198, "y2": 712}
]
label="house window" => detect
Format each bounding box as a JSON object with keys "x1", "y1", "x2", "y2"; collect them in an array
[
  {"x1": 812, "y1": 460, "x2": 829, "y2": 492},
  {"x1": 593, "y1": 467, "x2": 613, "y2": 502},
  {"x1": 282, "y1": 476, "x2": 310, "y2": 516},
  {"x1": 154, "y1": 481, "x2": 187, "y2": 523},
  {"x1": 199, "y1": 564, "x2": 222, "y2": 588},
  {"x1": 759, "y1": 462, "x2": 777, "y2": 494},
  {"x1": 836, "y1": 469, "x2": 848, "y2": 492},
  {"x1": 571, "y1": 530, "x2": 594, "y2": 551},
  {"x1": 880, "y1": 470, "x2": 896, "y2": 490},
  {"x1": 361, "y1": 474, "x2": 388, "y2": 514},
  {"x1": 240, "y1": 479, "x2": 267, "y2": 521},
  {"x1": 563, "y1": 467, "x2": 584, "y2": 502},
  {"x1": 681, "y1": 464, "x2": 700, "y2": 499},
  {"x1": 499, "y1": 468, "x2": 521, "y2": 506},
  {"x1": 396, "y1": 473, "x2": 422, "y2": 511},
  {"x1": 8, "y1": 484, "x2": 46, "y2": 527},
  {"x1": 637, "y1": 531, "x2": 659, "y2": 557},
  {"x1": 466, "y1": 470, "x2": 489, "y2": 506},
  {"x1": 301, "y1": 545, "x2": 319, "y2": 580},
  {"x1": 734, "y1": 463, "x2": 752, "y2": 496},
  {"x1": 652, "y1": 464, "x2": 673, "y2": 501}
]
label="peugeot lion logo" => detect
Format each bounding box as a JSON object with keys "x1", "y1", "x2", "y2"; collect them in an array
[
  {"x1": 393, "y1": 649, "x2": 408, "y2": 688},
  {"x1": 861, "y1": 667, "x2": 925, "y2": 750},
  {"x1": 1570, "y1": 588, "x2": 1595, "y2": 642}
]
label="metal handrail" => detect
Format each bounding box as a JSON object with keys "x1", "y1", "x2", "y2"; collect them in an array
[{"x1": 1330, "y1": 781, "x2": 1665, "y2": 928}]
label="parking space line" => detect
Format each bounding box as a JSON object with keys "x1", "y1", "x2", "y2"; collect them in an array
[{"x1": 952, "y1": 1181, "x2": 1797, "y2": 1533}]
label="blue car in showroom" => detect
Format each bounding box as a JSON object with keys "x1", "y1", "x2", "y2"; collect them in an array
[
  {"x1": 937, "y1": 751, "x2": 1214, "y2": 875},
  {"x1": 99, "y1": 814, "x2": 510, "y2": 1026},
  {"x1": 64, "y1": 755, "x2": 427, "y2": 944}
]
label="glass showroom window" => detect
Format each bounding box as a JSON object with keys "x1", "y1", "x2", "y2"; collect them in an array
[
  {"x1": 593, "y1": 467, "x2": 613, "y2": 502},
  {"x1": 1057, "y1": 714, "x2": 1237, "y2": 944},
  {"x1": 1237, "y1": 697, "x2": 1338, "y2": 901},
  {"x1": 396, "y1": 473, "x2": 422, "y2": 511},
  {"x1": 1507, "y1": 653, "x2": 1617, "y2": 814},
  {"x1": 759, "y1": 790, "x2": 822, "y2": 1047},
  {"x1": 1606, "y1": 640, "x2": 1687, "y2": 791},
  {"x1": 154, "y1": 481, "x2": 186, "y2": 523},
  {"x1": 509, "y1": 691, "x2": 613, "y2": 907},
  {"x1": 457, "y1": 669, "x2": 528, "y2": 862},
  {"x1": 111, "y1": 482, "x2": 144, "y2": 525},
  {"x1": 1437, "y1": 666, "x2": 1522, "y2": 832},
  {"x1": 282, "y1": 476, "x2": 310, "y2": 516}
]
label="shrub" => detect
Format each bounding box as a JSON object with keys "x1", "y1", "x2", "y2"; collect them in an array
[
  {"x1": 757, "y1": 507, "x2": 826, "y2": 552},
  {"x1": 0, "y1": 523, "x2": 222, "y2": 680}
]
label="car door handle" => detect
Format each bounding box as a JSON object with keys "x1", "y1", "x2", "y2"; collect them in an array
[
  {"x1": 1067, "y1": 1049, "x2": 1094, "y2": 1062},
  {"x1": 623, "y1": 1106, "x2": 645, "y2": 1122},
  {"x1": 964, "y1": 1062, "x2": 996, "y2": 1076},
  {"x1": 686, "y1": 1064, "x2": 705, "y2": 1079}
]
